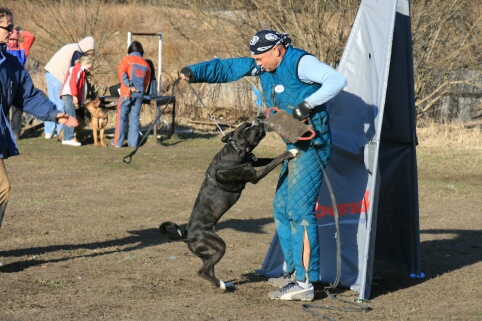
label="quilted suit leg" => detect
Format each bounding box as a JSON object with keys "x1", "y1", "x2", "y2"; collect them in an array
[{"x1": 273, "y1": 143, "x2": 330, "y2": 282}]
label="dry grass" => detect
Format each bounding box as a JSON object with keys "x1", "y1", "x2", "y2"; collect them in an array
[
  {"x1": 417, "y1": 121, "x2": 482, "y2": 149},
  {"x1": 6, "y1": 1, "x2": 481, "y2": 149}
]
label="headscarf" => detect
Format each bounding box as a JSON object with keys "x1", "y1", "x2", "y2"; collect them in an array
[{"x1": 249, "y1": 29, "x2": 292, "y2": 55}]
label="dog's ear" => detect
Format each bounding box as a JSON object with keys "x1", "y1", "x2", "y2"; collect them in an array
[
  {"x1": 221, "y1": 131, "x2": 234, "y2": 143},
  {"x1": 94, "y1": 97, "x2": 101, "y2": 108},
  {"x1": 222, "y1": 131, "x2": 242, "y2": 152},
  {"x1": 221, "y1": 122, "x2": 250, "y2": 142}
]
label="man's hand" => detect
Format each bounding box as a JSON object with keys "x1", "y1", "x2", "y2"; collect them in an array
[
  {"x1": 179, "y1": 67, "x2": 193, "y2": 82},
  {"x1": 292, "y1": 101, "x2": 312, "y2": 120},
  {"x1": 128, "y1": 83, "x2": 139, "y2": 93},
  {"x1": 56, "y1": 113, "x2": 79, "y2": 127}
]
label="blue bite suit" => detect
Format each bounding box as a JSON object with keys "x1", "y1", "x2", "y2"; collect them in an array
[{"x1": 187, "y1": 46, "x2": 332, "y2": 283}]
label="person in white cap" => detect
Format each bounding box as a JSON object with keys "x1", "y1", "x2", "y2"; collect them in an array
[{"x1": 43, "y1": 36, "x2": 95, "y2": 139}]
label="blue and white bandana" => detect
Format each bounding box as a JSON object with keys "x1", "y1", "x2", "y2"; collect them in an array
[{"x1": 249, "y1": 29, "x2": 292, "y2": 55}]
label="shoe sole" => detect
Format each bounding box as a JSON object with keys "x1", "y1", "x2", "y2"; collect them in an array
[
  {"x1": 268, "y1": 287, "x2": 314, "y2": 301},
  {"x1": 269, "y1": 293, "x2": 314, "y2": 302}
]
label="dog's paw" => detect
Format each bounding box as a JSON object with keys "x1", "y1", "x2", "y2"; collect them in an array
[
  {"x1": 288, "y1": 149, "x2": 299, "y2": 157},
  {"x1": 220, "y1": 280, "x2": 235, "y2": 292}
]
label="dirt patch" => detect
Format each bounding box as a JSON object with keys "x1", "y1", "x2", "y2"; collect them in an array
[{"x1": 0, "y1": 128, "x2": 480, "y2": 321}]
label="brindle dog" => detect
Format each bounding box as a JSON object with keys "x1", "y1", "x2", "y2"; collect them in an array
[{"x1": 160, "y1": 120, "x2": 297, "y2": 291}]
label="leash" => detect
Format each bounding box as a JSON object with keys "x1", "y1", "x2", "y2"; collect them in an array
[
  {"x1": 185, "y1": 81, "x2": 226, "y2": 136},
  {"x1": 123, "y1": 78, "x2": 181, "y2": 164},
  {"x1": 300, "y1": 117, "x2": 371, "y2": 320},
  {"x1": 123, "y1": 78, "x2": 230, "y2": 164}
]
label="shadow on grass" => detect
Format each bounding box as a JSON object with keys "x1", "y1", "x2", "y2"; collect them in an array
[
  {"x1": 0, "y1": 228, "x2": 165, "y2": 273},
  {"x1": 370, "y1": 229, "x2": 481, "y2": 299},
  {"x1": 0, "y1": 217, "x2": 274, "y2": 273}
]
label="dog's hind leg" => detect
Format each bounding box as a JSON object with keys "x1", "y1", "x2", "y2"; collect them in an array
[{"x1": 189, "y1": 232, "x2": 234, "y2": 291}]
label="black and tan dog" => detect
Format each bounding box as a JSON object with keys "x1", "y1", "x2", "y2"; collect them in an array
[
  {"x1": 84, "y1": 97, "x2": 108, "y2": 147},
  {"x1": 160, "y1": 120, "x2": 297, "y2": 291}
]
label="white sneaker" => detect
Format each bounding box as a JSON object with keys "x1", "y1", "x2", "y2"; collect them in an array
[
  {"x1": 45, "y1": 133, "x2": 53, "y2": 139},
  {"x1": 62, "y1": 139, "x2": 81, "y2": 147}
]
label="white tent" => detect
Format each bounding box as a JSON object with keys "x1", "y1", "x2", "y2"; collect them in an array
[{"x1": 260, "y1": 0, "x2": 422, "y2": 300}]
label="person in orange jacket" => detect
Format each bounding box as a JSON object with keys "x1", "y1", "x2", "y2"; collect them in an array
[
  {"x1": 113, "y1": 41, "x2": 150, "y2": 147},
  {"x1": 6, "y1": 26, "x2": 35, "y2": 139}
]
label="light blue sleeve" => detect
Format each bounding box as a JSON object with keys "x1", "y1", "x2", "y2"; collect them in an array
[{"x1": 298, "y1": 55, "x2": 347, "y2": 108}]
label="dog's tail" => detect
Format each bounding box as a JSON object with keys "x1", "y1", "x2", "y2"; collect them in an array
[{"x1": 159, "y1": 222, "x2": 186, "y2": 241}]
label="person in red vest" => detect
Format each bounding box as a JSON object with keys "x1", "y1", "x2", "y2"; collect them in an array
[
  {"x1": 59, "y1": 55, "x2": 94, "y2": 146},
  {"x1": 6, "y1": 26, "x2": 35, "y2": 140}
]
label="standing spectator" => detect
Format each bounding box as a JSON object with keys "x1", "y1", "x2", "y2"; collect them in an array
[
  {"x1": 60, "y1": 55, "x2": 94, "y2": 146},
  {"x1": 113, "y1": 41, "x2": 150, "y2": 148},
  {"x1": 0, "y1": 7, "x2": 78, "y2": 227},
  {"x1": 180, "y1": 29, "x2": 347, "y2": 301},
  {"x1": 43, "y1": 36, "x2": 95, "y2": 139},
  {"x1": 6, "y1": 26, "x2": 35, "y2": 140}
]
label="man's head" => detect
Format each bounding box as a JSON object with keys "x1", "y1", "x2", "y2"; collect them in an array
[
  {"x1": 249, "y1": 29, "x2": 291, "y2": 72},
  {"x1": 7, "y1": 29, "x2": 18, "y2": 48},
  {"x1": 0, "y1": 7, "x2": 13, "y2": 45},
  {"x1": 128, "y1": 41, "x2": 144, "y2": 56}
]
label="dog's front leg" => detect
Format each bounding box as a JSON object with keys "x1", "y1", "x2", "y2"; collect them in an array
[
  {"x1": 99, "y1": 126, "x2": 106, "y2": 147},
  {"x1": 93, "y1": 125, "x2": 99, "y2": 146},
  {"x1": 250, "y1": 149, "x2": 298, "y2": 183}
]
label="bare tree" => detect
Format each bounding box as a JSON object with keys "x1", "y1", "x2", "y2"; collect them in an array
[
  {"x1": 411, "y1": 0, "x2": 482, "y2": 121},
  {"x1": 154, "y1": 0, "x2": 482, "y2": 123},
  {"x1": 149, "y1": 0, "x2": 359, "y2": 121},
  {"x1": 11, "y1": 0, "x2": 130, "y2": 94}
]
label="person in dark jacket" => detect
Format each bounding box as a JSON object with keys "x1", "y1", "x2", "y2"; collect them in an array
[
  {"x1": 0, "y1": 7, "x2": 78, "y2": 227},
  {"x1": 180, "y1": 29, "x2": 346, "y2": 302}
]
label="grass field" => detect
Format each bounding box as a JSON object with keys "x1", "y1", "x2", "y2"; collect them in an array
[{"x1": 0, "y1": 124, "x2": 480, "y2": 320}]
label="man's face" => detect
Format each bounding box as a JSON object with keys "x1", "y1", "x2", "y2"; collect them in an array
[
  {"x1": 0, "y1": 16, "x2": 13, "y2": 45},
  {"x1": 251, "y1": 46, "x2": 281, "y2": 72},
  {"x1": 8, "y1": 38, "x2": 18, "y2": 47}
]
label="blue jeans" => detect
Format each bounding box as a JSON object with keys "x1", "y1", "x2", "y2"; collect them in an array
[
  {"x1": 44, "y1": 72, "x2": 64, "y2": 135},
  {"x1": 61, "y1": 95, "x2": 76, "y2": 141},
  {"x1": 113, "y1": 96, "x2": 142, "y2": 147}
]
